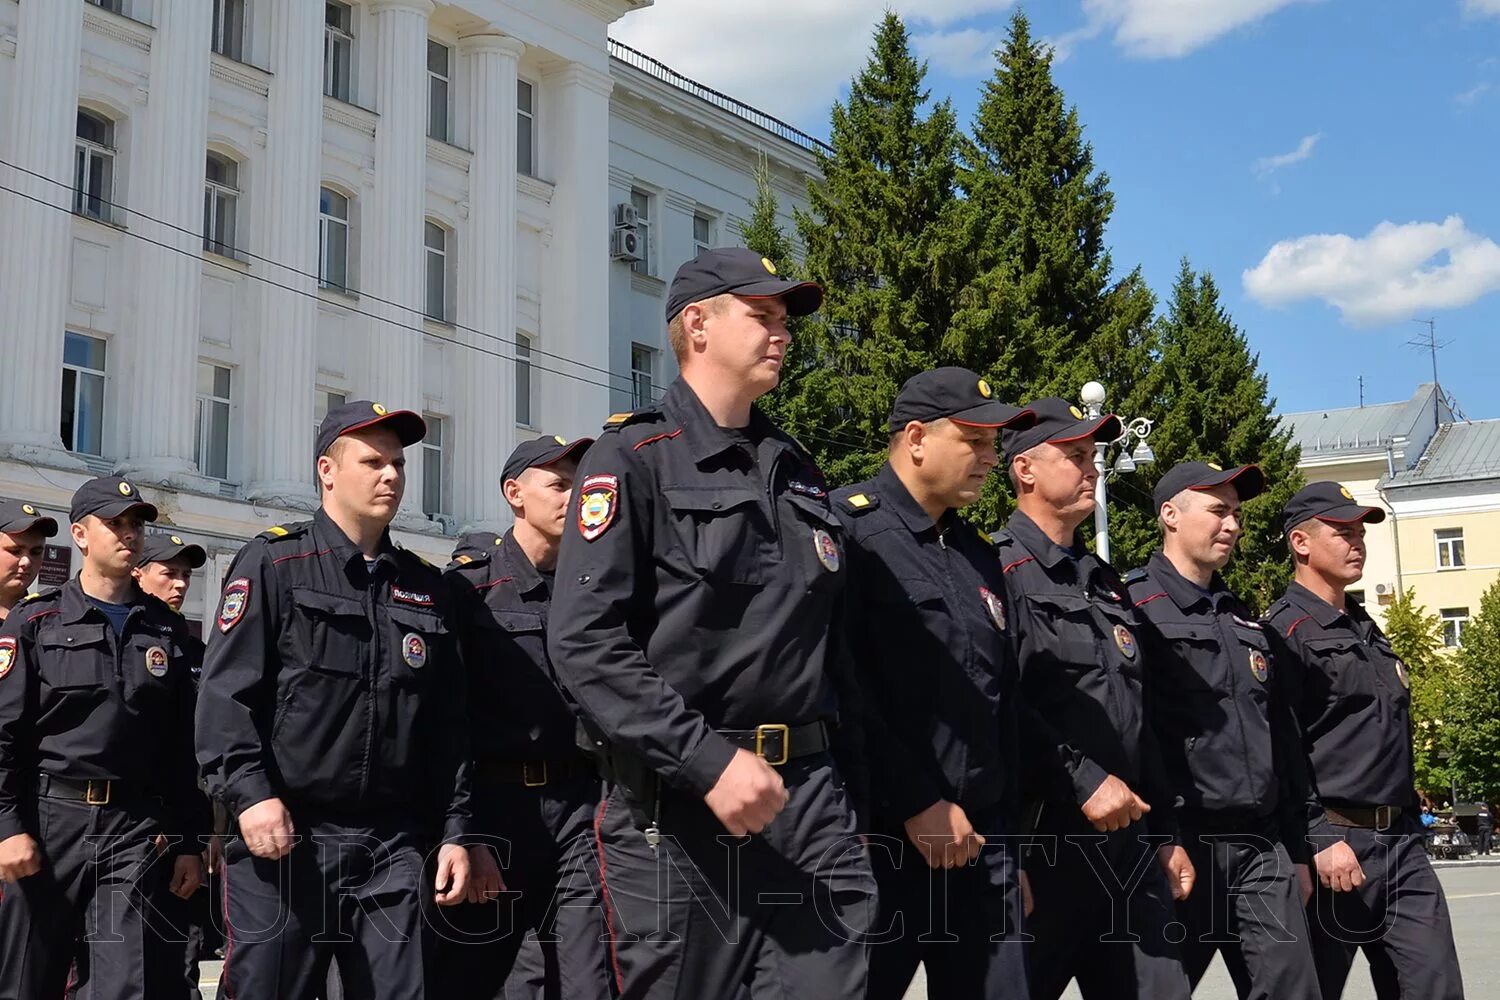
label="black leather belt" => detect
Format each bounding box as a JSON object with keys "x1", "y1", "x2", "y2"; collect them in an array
[
  {"x1": 475, "y1": 757, "x2": 597, "y2": 787},
  {"x1": 717, "y1": 721, "x2": 830, "y2": 766},
  {"x1": 36, "y1": 774, "x2": 147, "y2": 806},
  {"x1": 1325, "y1": 804, "x2": 1404, "y2": 830}
]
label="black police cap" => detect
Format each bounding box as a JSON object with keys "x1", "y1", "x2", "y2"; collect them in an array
[
  {"x1": 1152, "y1": 461, "x2": 1266, "y2": 513},
  {"x1": 1002, "y1": 397, "x2": 1123, "y2": 463},
  {"x1": 501, "y1": 434, "x2": 594, "y2": 485},
  {"x1": 69, "y1": 477, "x2": 158, "y2": 524},
  {"x1": 136, "y1": 533, "x2": 207, "y2": 569},
  {"x1": 0, "y1": 499, "x2": 58, "y2": 538},
  {"x1": 315, "y1": 400, "x2": 426, "y2": 460},
  {"x1": 665, "y1": 247, "x2": 822, "y2": 323},
  {"x1": 887, "y1": 368, "x2": 1036, "y2": 433},
  {"x1": 1282, "y1": 481, "x2": 1386, "y2": 536}
]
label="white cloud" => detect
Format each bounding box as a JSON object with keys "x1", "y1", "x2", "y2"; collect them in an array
[
  {"x1": 609, "y1": 1, "x2": 1016, "y2": 125},
  {"x1": 914, "y1": 28, "x2": 1003, "y2": 78},
  {"x1": 1253, "y1": 132, "x2": 1322, "y2": 177},
  {"x1": 1456, "y1": 82, "x2": 1492, "y2": 105},
  {"x1": 1243, "y1": 216, "x2": 1500, "y2": 326},
  {"x1": 1072, "y1": 0, "x2": 1316, "y2": 59},
  {"x1": 1463, "y1": 0, "x2": 1500, "y2": 16}
]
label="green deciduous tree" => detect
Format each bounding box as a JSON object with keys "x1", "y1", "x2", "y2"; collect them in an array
[{"x1": 1384, "y1": 588, "x2": 1458, "y2": 800}]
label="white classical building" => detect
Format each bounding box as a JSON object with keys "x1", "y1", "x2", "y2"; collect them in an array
[{"x1": 0, "y1": 0, "x2": 819, "y2": 629}]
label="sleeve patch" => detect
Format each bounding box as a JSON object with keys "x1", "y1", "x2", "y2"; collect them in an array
[
  {"x1": 218, "y1": 578, "x2": 251, "y2": 633},
  {"x1": 0, "y1": 636, "x2": 16, "y2": 680},
  {"x1": 577, "y1": 474, "x2": 620, "y2": 541}
]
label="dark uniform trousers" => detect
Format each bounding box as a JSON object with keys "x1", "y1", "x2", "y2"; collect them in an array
[
  {"x1": 595, "y1": 756, "x2": 874, "y2": 1000},
  {"x1": 1175, "y1": 817, "x2": 1318, "y2": 1000},
  {"x1": 1306, "y1": 818, "x2": 1463, "y2": 1000},
  {"x1": 865, "y1": 806, "x2": 1027, "y2": 1000},
  {"x1": 1022, "y1": 809, "x2": 1191, "y2": 1000},
  {"x1": 0, "y1": 795, "x2": 172, "y2": 1000},
  {"x1": 218, "y1": 814, "x2": 429, "y2": 1000},
  {"x1": 432, "y1": 774, "x2": 611, "y2": 1000}
]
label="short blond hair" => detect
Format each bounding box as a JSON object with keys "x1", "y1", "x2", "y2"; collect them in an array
[{"x1": 667, "y1": 294, "x2": 730, "y2": 364}]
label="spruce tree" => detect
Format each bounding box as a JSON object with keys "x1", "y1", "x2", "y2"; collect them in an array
[
  {"x1": 788, "y1": 12, "x2": 967, "y2": 482},
  {"x1": 741, "y1": 155, "x2": 811, "y2": 436}
]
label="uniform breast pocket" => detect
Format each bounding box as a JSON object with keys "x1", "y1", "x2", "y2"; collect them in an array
[
  {"x1": 123, "y1": 634, "x2": 180, "y2": 710},
  {"x1": 38, "y1": 625, "x2": 108, "y2": 691},
  {"x1": 662, "y1": 486, "x2": 766, "y2": 585},
  {"x1": 388, "y1": 607, "x2": 447, "y2": 688},
  {"x1": 1151, "y1": 622, "x2": 1225, "y2": 696},
  {"x1": 288, "y1": 588, "x2": 369, "y2": 677},
  {"x1": 784, "y1": 493, "x2": 845, "y2": 590},
  {"x1": 1229, "y1": 625, "x2": 1274, "y2": 702},
  {"x1": 1302, "y1": 637, "x2": 1374, "y2": 700},
  {"x1": 1025, "y1": 592, "x2": 1102, "y2": 670}
]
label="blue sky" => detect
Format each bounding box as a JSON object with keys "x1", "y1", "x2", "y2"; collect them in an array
[{"x1": 613, "y1": 0, "x2": 1500, "y2": 419}]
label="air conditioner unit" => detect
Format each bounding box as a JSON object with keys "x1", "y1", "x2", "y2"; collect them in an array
[
  {"x1": 1375, "y1": 583, "x2": 1391, "y2": 596},
  {"x1": 610, "y1": 227, "x2": 643, "y2": 262},
  {"x1": 613, "y1": 203, "x2": 640, "y2": 229}
]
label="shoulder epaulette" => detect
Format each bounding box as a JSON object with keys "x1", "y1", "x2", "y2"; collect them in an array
[
  {"x1": 18, "y1": 589, "x2": 55, "y2": 607},
  {"x1": 602, "y1": 407, "x2": 665, "y2": 431},
  {"x1": 836, "y1": 492, "x2": 880, "y2": 515},
  {"x1": 975, "y1": 528, "x2": 994, "y2": 545},
  {"x1": 1124, "y1": 567, "x2": 1150, "y2": 585},
  {"x1": 256, "y1": 522, "x2": 309, "y2": 542},
  {"x1": 394, "y1": 545, "x2": 439, "y2": 572}
]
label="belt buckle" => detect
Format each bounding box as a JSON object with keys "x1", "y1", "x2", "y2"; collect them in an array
[
  {"x1": 85, "y1": 780, "x2": 111, "y2": 806},
  {"x1": 1375, "y1": 805, "x2": 1393, "y2": 830},
  {"x1": 755, "y1": 724, "x2": 791, "y2": 767},
  {"x1": 522, "y1": 761, "x2": 548, "y2": 787}
]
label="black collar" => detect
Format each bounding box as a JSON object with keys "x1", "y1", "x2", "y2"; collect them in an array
[
  {"x1": 500, "y1": 530, "x2": 547, "y2": 595},
  {"x1": 1006, "y1": 509, "x2": 1087, "y2": 572},
  {"x1": 874, "y1": 463, "x2": 943, "y2": 536},
  {"x1": 662, "y1": 379, "x2": 794, "y2": 467},
  {"x1": 59, "y1": 575, "x2": 145, "y2": 625},
  {"x1": 313, "y1": 508, "x2": 399, "y2": 582},
  {"x1": 1283, "y1": 580, "x2": 1356, "y2": 628},
  {"x1": 1147, "y1": 551, "x2": 1229, "y2": 612}
]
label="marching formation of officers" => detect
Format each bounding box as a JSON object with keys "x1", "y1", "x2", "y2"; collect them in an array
[{"x1": 0, "y1": 246, "x2": 1467, "y2": 1000}]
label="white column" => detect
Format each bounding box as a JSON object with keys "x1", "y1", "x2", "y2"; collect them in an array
[
  {"x1": 362, "y1": 0, "x2": 432, "y2": 522},
  {"x1": 115, "y1": 0, "x2": 215, "y2": 488},
  {"x1": 540, "y1": 62, "x2": 614, "y2": 438},
  {"x1": 452, "y1": 31, "x2": 524, "y2": 531},
  {"x1": 244, "y1": 0, "x2": 324, "y2": 505},
  {"x1": 0, "y1": 1, "x2": 85, "y2": 468}
]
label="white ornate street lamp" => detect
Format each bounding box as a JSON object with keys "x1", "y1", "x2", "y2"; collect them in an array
[{"x1": 1080, "y1": 380, "x2": 1155, "y2": 563}]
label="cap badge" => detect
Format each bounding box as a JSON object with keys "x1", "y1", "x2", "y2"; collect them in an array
[
  {"x1": 977, "y1": 379, "x2": 993, "y2": 399},
  {"x1": 1113, "y1": 624, "x2": 1137, "y2": 660},
  {"x1": 1249, "y1": 650, "x2": 1269, "y2": 683},
  {"x1": 170, "y1": 535, "x2": 183, "y2": 545},
  {"x1": 372, "y1": 403, "x2": 388, "y2": 416},
  {"x1": 980, "y1": 587, "x2": 1006, "y2": 631},
  {"x1": 1208, "y1": 463, "x2": 1223, "y2": 472},
  {"x1": 1339, "y1": 486, "x2": 1354, "y2": 500},
  {"x1": 1069, "y1": 405, "x2": 1085, "y2": 419},
  {"x1": 554, "y1": 435, "x2": 567, "y2": 445},
  {"x1": 402, "y1": 633, "x2": 427, "y2": 669},
  {"x1": 761, "y1": 257, "x2": 778, "y2": 275},
  {"x1": 118, "y1": 482, "x2": 133, "y2": 496},
  {"x1": 0, "y1": 636, "x2": 15, "y2": 680},
  {"x1": 813, "y1": 528, "x2": 840, "y2": 572},
  {"x1": 578, "y1": 474, "x2": 619, "y2": 541},
  {"x1": 22, "y1": 504, "x2": 36, "y2": 515},
  {"x1": 145, "y1": 646, "x2": 169, "y2": 677}
]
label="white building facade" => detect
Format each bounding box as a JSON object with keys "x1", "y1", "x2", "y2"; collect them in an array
[{"x1": 0, "y1": 0, "x2": 821, "y2": 630}]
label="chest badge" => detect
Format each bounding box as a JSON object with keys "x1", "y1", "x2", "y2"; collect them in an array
[
  {"x1": 979, "y1": 587, "x2": 1006, "y2": 631},
  {"x1": 813, "y1": 528, "x2": 841, "y2": 572},
  {"x1": 1249, "y1": 650, "x2": 1269, "y2": 683},
  {"x1": 0, "y1": 636, "x2": 15, "y2": 680},
  {"x1": 218, "y1": 578, "x2": 250, "y2": 634},
  {"x1": 402, "y1": 633, "x2": 427, "y2": 670},
  {"x1": 145, "y1": 646, "x2": 169, "y2": 677},
  {"x1": 578, "y1": 474, "x2": 619, "y2": 542},
  {"x1": 1394, "y1": 659, "x2": 1410, "y2": 689},
  {"x1": 1113, "y1": 624, "x2": 1137, "y2": 660}
]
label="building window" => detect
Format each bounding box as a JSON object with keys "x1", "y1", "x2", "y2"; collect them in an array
[
  {"x1": 693, "y1": 214, "x2": 713, "y2": 257},
  {"x1": 1441, "y1": 608, "x2": 1470, "y2": 648},
  {"x1": 1435, "y1": 528, "x2": 1466, "y2": 570},
  {"x1": 515, "y1": 334, "x2": 533, "y2": 427},
  {"x1": 630, "y1": 189, "x2": 652, "y2": 276},
  {"x1": 61, "y1": 332, "x2": 107, "y2": 456},
  {"x1": 318, "y1": 187, "x2": 350, "y2": 293},
  {"x1": 631, "y1": 344, "x2": 656, "y2": 407},
  {"x1": 74, "y1": 110, "x2": 116, "y2": 223},
  {"x1": 211, "y1": 0, "x2": 245, "y2": 60},
  {"x1": 195, "y1": 363, "x2": 232, "y2": 480},
  {"x1": 424, "y1": 221, "x2": 449, "y2": 322},
  {"x1": 1347, "y1": 589, "x2": 1366, "y2": 606},
  {"x1": 427, "y1": 41, "x2": 451, "y2": 142},
  {"x1": 517, "y1": 80, "x2": 535, "y2": 177},
  {"x1": 324, "y1": 2, "x2": 354, "y2": 102},
  {"x1": 85, "y1": 0, "x2": 123, "y2": 12},
  {"x1": 314, "y1": 390, "x2": 346, "y2": 451},
  {"x1": 421, "y1": 414, "x2": 450, "y2": 516},
  {"x1": 204, "y1": 153, "x2": 240, "y2": 258}
]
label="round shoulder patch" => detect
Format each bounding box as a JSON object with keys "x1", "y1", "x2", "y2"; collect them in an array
[
  {"x1": 1113, "y1": 624, "x2": 1137, "y2": 660},
  {"x1": 145, "y1": 645, "x2": 169, "y2": 677},
  {"x1": 1249, "y1": 650, "x2": 1269, "y2": 682}
]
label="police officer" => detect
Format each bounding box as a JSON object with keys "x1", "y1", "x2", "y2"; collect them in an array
[
  {"x1": 0, "y1": 499, "x2": 56, "y2": 623},
  {"x1": 1264, "y1": 482, "x2": 1465, "y2": 999},
  {"x1": 832, "y1": 368, "x2": 1035, "y2": 1000},
  {"x1": 1124, "y1": 461, "x2": 1320, "y2": 999},
  {"x1": 195, "y1": 401, "x2": 473, "y2": 1000},
  {"x1": 548, "y1": 248, "x2": 875, "y2": 999},
  {"x1": 996, "y1": 399, "x2": 1192, "y2": 1000},
  {"x1": 437, "y1": 432, "x2": 614, "y2": 1000},
  {"x1": 0, "y1": 477, "x2": 204, "y2": 1000},
  {"x1": 1477, "y1": 803, "x2": 1493, "y2": 856},
  {"x1": 132, "y1": 534, "x2": 207, "y2": 618}
]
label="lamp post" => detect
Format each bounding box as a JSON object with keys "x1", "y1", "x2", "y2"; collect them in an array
[{"x1": 1079, "y1": 380, "x2": 1155, "y2": 563}]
